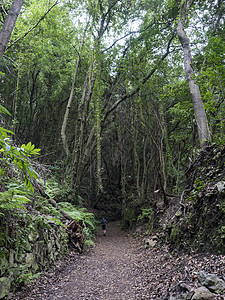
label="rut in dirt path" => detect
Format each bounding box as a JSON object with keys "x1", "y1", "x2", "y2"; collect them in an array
[{"x1": 14, "y1": 221, "x2": 150, "y2": 300}]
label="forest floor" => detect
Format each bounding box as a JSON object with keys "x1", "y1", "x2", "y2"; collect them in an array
[{"x1": 12, "y1": 221, "x2": 225, "y2": 300}]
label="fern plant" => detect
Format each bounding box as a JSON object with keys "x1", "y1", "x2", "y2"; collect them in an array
[
  {"x1": 138, "y1": 208, "x2": 153, "y2": 231},
  {"x1": 0, "y1": 190, "x2": 31, "y2": 213},
  {"x1": 58, "y1": 202, "x2": 96, "y2": 244},
  {"x1": 0, "y1": 105, "x2": 41, "y2": 212}
]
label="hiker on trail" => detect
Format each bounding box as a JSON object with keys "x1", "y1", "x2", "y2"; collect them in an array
[{"x1": 101, "y1": 217, "x2": 107, "y2": 236}]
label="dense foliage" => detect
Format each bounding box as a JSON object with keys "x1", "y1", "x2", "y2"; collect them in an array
[{"x1": 0, "y1": 0, "x2": 224, "y2": 227}]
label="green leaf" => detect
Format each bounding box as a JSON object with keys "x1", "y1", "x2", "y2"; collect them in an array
[
  {"x1": 21, "y1": 142, "x2": 41, "y2": 156},
  {"x1": 0, "y1": 105, "x2": 11, "y2": 116},
  {"x1": 0, "y1": 127, "x2": 14, "y2": 135}
]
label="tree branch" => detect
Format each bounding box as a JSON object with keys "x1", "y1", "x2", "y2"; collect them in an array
[
  {"x1": 103, "y1": 31, "x2": 176, "y2": 124},
  {"x1": 0, "y1": 0, "x2": 24, "y2": 61},
  {"x1": 6, "y1": 0, "x2": 59, "y2": 51}
]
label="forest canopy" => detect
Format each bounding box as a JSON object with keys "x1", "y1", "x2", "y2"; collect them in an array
[{"x1": 0, "y1": 0, "x2": 224, "y2": 211}]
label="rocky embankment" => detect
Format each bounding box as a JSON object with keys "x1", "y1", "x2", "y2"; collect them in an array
[
  {"x1": 11, "y1": 222, "x2": 225, "y2": 300},
  {"x1": 0, "y1": 211, "x2": 68, "y2": 299},
  {"x1": 166, "y1": 144, "x2": 225, "y2": 254}
]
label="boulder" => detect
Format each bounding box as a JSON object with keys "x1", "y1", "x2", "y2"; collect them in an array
[
  {"x1": 198, "y1": 271, "x2": 225, "y2": 294},
  {"x1": 191, "y1": 286, "x2": 215, "y2": 300}
]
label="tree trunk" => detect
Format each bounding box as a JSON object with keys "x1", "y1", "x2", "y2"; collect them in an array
[
  {"x1": 70, "y1": 65, "x2": 96, "y2": 193},
  {"x1": 0, "y1": 0, "x2": 24, "y2": 61},
  {"x1": 61, "y1": 59, "x2": 80, "y2": 157},
  {"x1": 61, "y1": 27, "x2": 87, "y2": 157},
  {"x1": 177, "y1": 0, "x2": 211, "y2": 147}
]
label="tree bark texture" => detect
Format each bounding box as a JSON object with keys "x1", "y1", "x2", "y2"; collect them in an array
[
  {"x1": 177, "y1": 0, "x2": 211, "y2": 147},
  {"x1": 0, "y1": 0, "x2": 24, "y2": 61}
]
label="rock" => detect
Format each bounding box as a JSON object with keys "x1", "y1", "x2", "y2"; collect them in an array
[
  {"x1": 144, "y1": 238, "x2": 157, "y2": 248},
  {"x1": 47, "y1": 240, "x2": 54, "y2": 253},
  {"x1": 135, "y1": 227, "x2": 142, "y2": 234},
  {"x1": 25, "y1": 253, "x2": 34, "y2": 267},
  {"x1": 179, "y1": 283, "x2": 193, "y2": 293},
  {"x1": 0, "y1": 257, "x2": 8, "y2": 276},
  {"x1": 32, "y1": 262, "x2": 39, "y2": 272},
  {"x1": 0, "y1": 214, "x2": 69, "y2": 299},
  {"x1": 15, "y1": 252, "x2": 25, "y2": 263},
  {"x1": 186, "y1": 291, "x2": 195, "y2": 300},
  {"x1": 0, "y1": 277, "x2": 11, "y2": 299},
  {"x1": 170, "y1": 282, "x2": 195, "y2": 300},
  {"x1": 198, "y1": 271, "x2": 225, "y2": 294},
  {"x1": 170, "y1": 295, "x2": 185, "y2": 300},
  {"x1": 8, "y1": 267, "x2": 20, "y2": 280},
  {"x1": 169, "y1": 292, "x2": 194, "y2": 300},
  {"x1": 216, "y1": 181, "x2": 225, "y2": 192},
  {"x1": 9, "y1": 249, "x2": 16, "y2": 267},
  {"x1": 33, "y1": 241, "x2": 45, "y2": 265},
  {"x1": 191, "y1": 286, "x2": 216, "y2": 300}
]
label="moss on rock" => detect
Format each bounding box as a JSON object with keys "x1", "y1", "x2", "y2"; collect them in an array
[
  {"x1": 0, "y1": 211, "x2": 69, "y2": 299},
  {"x1": 0, "y1": 277, "x2": 11, "y2": 299},
  {"x1": 166, "y1": 144, "x2": 225, "y2": 254}
]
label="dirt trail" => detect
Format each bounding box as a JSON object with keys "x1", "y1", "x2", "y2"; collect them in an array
[
  {"x1": 52, "y1": 221, "x2": 144, "y2": 300},
  {"x1": 13, "y1": 221, "x2": 225, "y2": 300},
  {"x1": 13, "y1": 222, "x2": 148, "y2": 300}
]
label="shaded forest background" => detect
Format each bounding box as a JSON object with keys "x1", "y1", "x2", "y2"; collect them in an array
[{"x1": 0, "y1": 0, "x2": 225, "y2": 224}]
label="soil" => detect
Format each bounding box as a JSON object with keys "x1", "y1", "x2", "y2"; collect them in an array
[{"x1": 12, "y1": 221, "x2": 225, "y2": 300}]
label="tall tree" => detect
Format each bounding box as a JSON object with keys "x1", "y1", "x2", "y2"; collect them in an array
[
  {"x1": 1, "y1": 0, "x2": 224, "y2": 210},
  {"x1": 177, "y1": 0, "x2": 211, "y2": 147},
  {"x1": 0, "y1": 0, "x2": 24, "y2": 61}
]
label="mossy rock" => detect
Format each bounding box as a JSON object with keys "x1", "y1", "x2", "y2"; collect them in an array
[
  {"x1": 0, "y1": 210, "x2": 70, "y2": 298},
  {"x1": 0, "y1": 247, "x2": 8, "y2": 260},
  {"x1": 25, "y1": 253, "x2": 35, "y2": 268},
  {"x1": 0, "y1": 257, "x2": 9, "y2": 276},
  {"x1": 9, "y1": 249, "x2": 16, "y2": 267},
  {"x1": 31, "y1": 262, "x2": 39, "y2": 273},
  {"x1": 0, "y1": 277, "x2": 11, "y2": 299},
  {"x1": 166, "y1": 145, "x2": 225, "y2": 254},
  {"x1": 28, "y1": 225, "x2": 39, "y2": 243}
]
